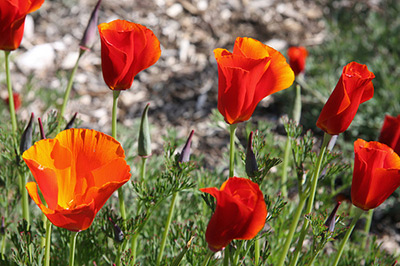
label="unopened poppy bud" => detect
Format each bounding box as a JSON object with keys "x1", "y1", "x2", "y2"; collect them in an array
[
  {"x1": 324, "y1": 201, "x2": 341, "y2": 233},
  {"x1": 38, "y1": 117, "x2": 46, "y2": 139},
  {"x1": 138, "y1": 103, "x2": 151, "y2": 158},
  {"x1": 178, "y1": 130, "x2": 194, "y2": 163},
  {"x1": 246, "y1": 131, "x2": 258, "y2": 177},
  {"x1": 1, "y1": 217, "x2": 5, "y2": 235},
  {"x1": 65, "y1": 112, "x2": 78, "y2": 130},
  {"x1": 79, "y1": 0, "x2": 102, "y2": 51},
  {"x1": 19, "y1": 113, "x2": 34, "y2": 155},
  {"x1": 108, "y1": 217, "x2": 124, "y2": 243}
]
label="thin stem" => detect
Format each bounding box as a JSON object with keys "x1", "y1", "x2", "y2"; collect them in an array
[
  {"x1": 233, "y1": 240, "x2": 244, "y2": 265},
  {"x1": 332, "y1": 208, "x2": 363, "y2": 266},
  {"x1": 69, "y1": 231, "x2": 79, "y2": 266},
  {"x1": 56, "y1": 50, "x2": 85, "y2": 133},
  {"x1": 281, "y1": 138, "x2": 291, "y2": 198},
  {"x1": 4, "y1": 51, "x2": 17, "y2": 133},
  {"x1": 44, "y1": 219, "x2": 52, "y2": 266},
  {"x1": 111, "y1": 90, "x2": 126, "y2": 222},
  {"x1": 140, "y1": 157, "x2": 147, "y2": 181},
  {"x1": 130, "y1": 233, "x2": 139, "y2": 265},
  {"x1": 362, "y1": 209, "x2": 373, "y2": 249},
  {"x1": 156, "y1": 192, "x2": 178, "y2": 266},
  {"x1": 1, "y1": 234, "x2": 5, "y2": 260},
  {"x1": 290, "y1": 133, "x2": 332, "y2": 266},
  {"x1": 254, "y1": 237, "x2": 260, "y2": 265},
  {"x1": 224, "y1": 245, "x2": 230, "y2": 266},
  {"x1": 229, "y1": 124, "x2": 237, "y2": 177},
  {"x1": 19, "y1": 172, "x2": 30, "y2": 227},
  {"x1": 201, "y1": 250, "x2": 213, "y2": 266},
  {"x1": 277, "y1": 195, "x2": 307, "y2": 266}
]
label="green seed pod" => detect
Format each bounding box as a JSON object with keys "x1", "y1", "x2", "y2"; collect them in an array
[{"x1": 138, "y1": 103, "x2": 151, "y2": 157}]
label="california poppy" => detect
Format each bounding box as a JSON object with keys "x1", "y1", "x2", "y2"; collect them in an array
[
  {"x1": 316, "y1": 62, "x2": 375, "y2": 135},
  {"x1": 214, "y1": 37, "x2": 294, "y2": 124},
  {"x1": 5, "y1": 92, "x2": 21, "y2": 110},
  {"x1": 23, "y1": 128, "x2": 131, "y2": 231},
  {"x1": 287, "y1": 46, "x2": 308, "y2": 76},
  {"x1": 351, "y1": 139, "x2": 400, "y2": 211},
  {"x1": 200, "y1": 177, "x2": 267, "y2": 251},
  {"x1": 0, "y1": 0, "x2": 44, "y2": 51},
  {"x1": 98, "y1": 19, "x2": 161, "y2": 90},
  {"x1": 379, "y1": 114, "x2": 400, "y2": 155}
]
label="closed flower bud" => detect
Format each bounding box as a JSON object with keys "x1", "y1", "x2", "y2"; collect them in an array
[
  {"x1": 324, "y1": 202, "x2": 341, "y2": 233},
  {"x1": 178, "y1": 130, "x2": 194, "y2": 163},
  {"x1": 64, "y1": 112, "x2": 78, "y2": 130},
  {"x1": 138, "y1": 103, "x2": 151, "y2": 158},
  {"x1": 79, "y1": 0, "x2": 101, "y2": 51},
  {"x1": 245, "y1": 131, "x2": 258, "y2": 177},
  {"x1": 19, "y1": 113, "x2": 34, "y2": 155}
]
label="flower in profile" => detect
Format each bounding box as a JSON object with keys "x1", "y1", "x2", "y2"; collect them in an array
[
  {"x1": 0, "y1": 0, "x2": 44, "y2": 51},
  {"x1": 214, "y1": 37, "x2": 294, "y2": 124},
  {"x1": 316, "y1": 62, "x2": 375, "y2": 135},
  {"x1": 200, "y1": 177, "x2": 267, "y2": 251},
  {"x1": 98, "y1": 19, "x2": 161, "y2": 90},
  {"x1": 287, "y1": 46, "x2": 308, "y2": 76},
  {"x1": 23, "y1": 128, "x2": 131, "y2": 231},
  {"x1": 379, "y1": 114, "x2": 400, "y2": 155},
  {"x1": 351, "y1": 139, "x2": 400, "y2": 211}
]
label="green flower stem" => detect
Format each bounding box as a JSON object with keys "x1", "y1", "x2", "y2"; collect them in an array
[
  {"x1": 4, "y1": 51, "x2": 17, "y2": 133},
  {"x1": 229, "y1": 124, "x2": 237, "y2": 177},
  {"x1": 156, "y1": 192, "x2": 178, "y2": 266},
  {"x1": 18, "y1": 172, "x2": 30, "y2": 227},
  {"x1": 254, "y1": 237, "x2": 260, "y2": 265},
  {"x1": 56, "y1": 50, "x2": 85, "y2": 133},
  {"x1": 233, "y1": 240, "x2": 244, "y2": 265},
  {"x1": 293, "y1": 84, "x2": 302, "y2": 125},
  {"x1": 277, "y1": 195, "x2": 307, "y2": 266},
  {"x1": 281, "y1": 138, "x2": 291, "y2": 198},
  {"x1": 44, "y1": 219, "x2": 52, "y2": 266},
  {"x1": 362, "y1": 209, "x2": 373, "y2": 249},
  {"x1": 1, "y1": 233, "x2": 6, "y2": 260},
  {"x1": 140, "y1": 157, "x2": 147, "y2": 181},
  {"x1": 69, "y1": 231, "x2": 78, "y2": 266},
  {"x1": 201, "y1": 250, "x2": 213, "y2": 266},
  {"x1": 290, "y1": 132, "x2": 332, "y2": 266},
  {"x1": 332, "y1": 207, "x2": 363, "y2": 266},
  {"x1": 111, "y1": 90, "x2": 126, "y2": 222},
  {"x1": 224, "y1": 245, "x2": 230, "y2": 266},
  {"x1": 130, "y1": 233, "x2": 139, "y2": 265}
]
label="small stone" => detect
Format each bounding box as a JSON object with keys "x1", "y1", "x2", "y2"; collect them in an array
[
  {"x1": 16, "y1": 44, "x2": 55, "y2": 75},
  {"x1": 166, "y1": 3, "x2": 183, "y2": 17}
]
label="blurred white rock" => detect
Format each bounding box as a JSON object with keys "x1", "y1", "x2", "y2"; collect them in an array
[{"x1": 16, "y1": 44, "x2": 55, "y2": 75}]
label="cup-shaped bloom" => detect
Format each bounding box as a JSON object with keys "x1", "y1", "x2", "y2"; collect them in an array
[
  {"x1": 0, "y1": 0, "x2": 44, "y2": 51},
  {"x1": 214, "y1": 37, "x2": 294, "y2": 124},
  {"x1": 287, "y1": 46, "x2": 308, "y2": 76},
  {"x1": 379, "y1": 114, "x2": 400, "y2": 155},
  {"x1": 351, "y1": 139, "x2": 400, "y2": 211},
  {"x1": 200, "y1": 177, "x2": 267, "y2": 251},
  {"x1": 316, "y1": 62, "x2": 375, "y2": 135},
  {"x1": 98, "y1": 19, "x2": 161, "y2": 90},
  {"x1": 22, "y1": 128, "x2": 131, "y2": 231}
]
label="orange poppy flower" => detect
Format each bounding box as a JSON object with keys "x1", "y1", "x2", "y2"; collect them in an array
[
  {"x1": 0, "y1": 0, "x2": 44, "y2": 51},
  {"x1": 287, "y1": 46, "x2": 308, "y2": 76},
  {"x1": 200, "y1": 177, "x2": 267, "y2": 251},
  {"x1": 22, "y1": 128, "x2": 131, "y2": 231},
  {"x1": 214, "y1": 37, "x2": 294, "y2": 124},
  {"x1": 98, "y1": 19, "x2": 161, "y2": 90},
  {"x1": 379, "y1": 114, "x2": 400, "y2": 155},
  {"x1": 316, "y1": 62, "x2": 375, "y2": 135},
  {"x1": 5, "y1": 92, "x2": 21, "y2": 110},
  {"x1": 351, "y1": 139, "x2": 400, "y2": 211}
]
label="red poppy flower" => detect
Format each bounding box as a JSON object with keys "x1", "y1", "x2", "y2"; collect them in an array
[
  {"x1": 214, "y1": 37, "x2": 294, "y2": 124},
  {"x1": 287, "y1": 46, "x2": 308, "y2": 76},
  {"x1": 5, "y1": 92, "x2": 21, "y2": 110},
  {"x1": 316, "y1": 62, "x2": 375, "y2": 135},
  {"x1": 379, "y1": 114, "x2": 400, "y2": 155},
  {"x1": 200, "y1": 177, "x2": 267, "y2": 251},
  {"x1": 0, "y1": 0, "x2": 44, "y2": 51},
  {"x1": 98, "y1": 19, "x2": 161, "y2": 90},
  {"x1": 23, "y1": 128, "x2": 131, "y2": 231},
  {"x1": 351, "y1": 139, "x2": 400, "y2": 211}
]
